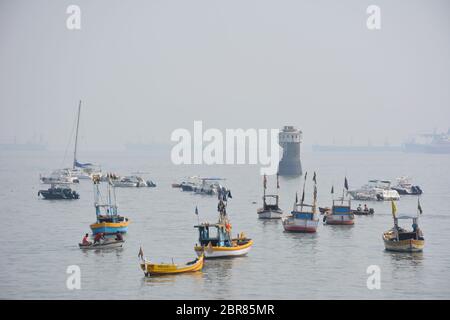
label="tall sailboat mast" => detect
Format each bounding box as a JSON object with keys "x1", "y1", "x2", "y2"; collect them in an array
[{"x1": 73, "y1": 100, "x2": 82, "y2": 169}]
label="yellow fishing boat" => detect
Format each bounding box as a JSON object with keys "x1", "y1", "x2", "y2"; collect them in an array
[
  {"x1": 140, "y1": 253, "x2": 204, "y2": 276},
  {"x1": 194, "y1": 198, "x2": 253, "y2": 259},
  {"x1": 383, "y1": 200, "x2": 425, "y2": 252}
]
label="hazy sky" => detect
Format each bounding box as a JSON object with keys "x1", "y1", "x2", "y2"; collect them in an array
[{"x1": 1, "y1": 0, "x2": 449, "y2": 149}]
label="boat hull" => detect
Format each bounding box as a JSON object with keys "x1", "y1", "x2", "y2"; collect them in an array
[
  {"x1": 140, "y1": 255, "x2": 204, "y2": 276},
  {"x1": 383, "y1": 234, "x2": 424, "y2": 252},
  {"x1": 325, "y1": 214, "x2": 355, "y2": 225},
  {"x1": 282, "y1": 217, "x2": 319, "y2": 233},
  {"x1": 383, "y1": 238, "x2": 424, "y2": 252},
  {"x1": 194, "y1": 240, "x2": 253, "y2": 259},
  {"x1": 257, "y1": 209, "x2": 283, "y2": 219},
  {"x1": 90, "y1": 221, "x2": 129, "y2": 235},
  {"x1": 79, "y1": 240, "x2": 124, "y2": 250}
]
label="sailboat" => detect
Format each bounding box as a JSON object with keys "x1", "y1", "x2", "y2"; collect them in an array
[
  {"x1": 69, "y1": 100, "x2": 100, "y2": 179},
  {"x1": 282, "y1": 171, "x2": 319, "y2": 232},
  {"x1": 90, "y1": 174, "x2": 130, "y2": 235},
  {"x1": 257, "y1": 174, "x2": 283, "y2": 219},
  {"x1": 39, "y1": 101, "x2": 99, "y2": 183},
  {"x1": 324, "y1": 177, "x2": 355, "y2": 225}
]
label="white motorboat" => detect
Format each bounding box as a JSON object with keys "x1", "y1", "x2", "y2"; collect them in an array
[
  {"x1": 348, "y1": 180, "x2": 400, "y2": 201},
  {"x1": 40, "y1": 169, "x2": 79, "y2": 184},
  {"x1": 112, "y1": 175, "x2": 148, "y2": 187}
]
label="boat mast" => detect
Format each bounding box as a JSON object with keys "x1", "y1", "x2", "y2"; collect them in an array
[{"x1": 73, "y1": 100, "x2": 82, "y2": 169}]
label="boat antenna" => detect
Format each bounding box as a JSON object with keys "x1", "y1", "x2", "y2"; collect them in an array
[
  {"x1": 73, "y1": 100, "x2": 82, "y2": 169},
  {"x1": 300, "y1": 171, "x2": 307, "y2": 212}
]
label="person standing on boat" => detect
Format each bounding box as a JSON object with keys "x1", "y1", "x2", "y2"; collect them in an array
[{"x1": 364, "y1": 204, "x2": 369, "y2": 212}]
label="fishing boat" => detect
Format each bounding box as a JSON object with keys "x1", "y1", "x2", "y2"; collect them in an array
[
  {"x1": 383, "y1": 200, "x2": 424, "y2": 252},
  {"x1": 38, "y1": 184, "x2": 79, "y2": 200},
  {"x1": 79, "y1": 238, "x2": 124, "y2": 250},
  {"x1": 282, "y1": 172, "x2": 319, "y2": 232},
  {"x1": 391, "y1": 177, "x2": 423, "y2": 195},
  {"x1": 90, "y1": 174, "x2": 130, "y2": 235},
  {"x1": 324, "y1": 178, "x2": 355, "y2": 225},
  {"x1": 194, "y1": 196, "x2": 253, "y2": 259},
  {"x1": 140, "y1": 253, "x2": 204, "y2": 276},
  {"x1": 257, "y1": 174, "x2": 283, "y2": 219}
]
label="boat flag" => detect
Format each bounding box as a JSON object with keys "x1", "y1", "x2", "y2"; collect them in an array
[
  {"x1": 344, "y1": 177, "x2": 349, "y2": 190},
  {"x1": 295, "y1": 192, "x2": 298, "y2": 203},
  {"x1": 195, "y1": 206, "x2": 199, "y2": 215},
  {"x1": 276, "y1": 172, "x2": 280, "y2": 189},
  {"x1": 391, "y1": 200, "x2": 397, "y2": 218},
  {"x1": 138, "y1": 246, "x2": 144, "y2": 260},
  {"x1": 263, "y1": 174, "x2": 267, "y2": 189},
  {"x1": 418, "y1": 199, "x2": 423, "y2": 215},
  {"x1": 331, "y1": 185, "x2": 334, "y2": 194},
  {"x1": 313, "y1": 172, "x2": 317, "y2": 184}
]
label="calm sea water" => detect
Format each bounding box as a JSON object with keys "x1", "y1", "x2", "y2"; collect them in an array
[{"x1": 0, "y1": 149, "x2": 449, "y2": 299}]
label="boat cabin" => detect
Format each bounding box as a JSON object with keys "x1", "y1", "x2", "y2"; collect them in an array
[
  {"x1": 332, "y1": 199, "x2": 352, "y2": 215},
  {"x1": 194, "y1": 222, "x2": 233, "y2": 247},
  {"x1": 392, "y1": 215, "x2": 424, "y2": 241},
  {"x1": 263, "y1": 195, "x2": 280, "y2": 210}
]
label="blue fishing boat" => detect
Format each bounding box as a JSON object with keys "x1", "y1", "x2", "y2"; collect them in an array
[{"x1": 90, "y1": 174, "x2": 130, "y2": 235}]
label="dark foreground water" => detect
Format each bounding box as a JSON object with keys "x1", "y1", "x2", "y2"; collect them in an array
[{"x1": 0, "y1": 149, "x2": 449, "y2": 299}]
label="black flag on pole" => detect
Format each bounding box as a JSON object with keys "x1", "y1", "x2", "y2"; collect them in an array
[{"x1": 344, "y1": 177, "x2": 349, "y2": 190}]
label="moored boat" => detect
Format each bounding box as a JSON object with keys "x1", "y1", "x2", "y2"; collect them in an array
[
  {"x1": 383, "y1": 200, "x2": 424, "y2": 252},
  {"x1": 38, "y1": 184, "x2": 79, "y2": 200},
  {"x1": 348, "y1": 180, "x2": 400, "y2": 201},
  {"x1": 194, "y1": 197, "x2": 253, "y2": 259},
  {"x1": 391, "y1": 177, "x2": 423, "y2": 195},
  {"x1": 140, "y1": 253, "x2": 204, "y2": 276},
  {"x1": 90, "y1": 174, "x2": 130, "y2": 235},
  {"x1": 282, "y1": 171, "x2": 319, "y2": 232},
  {"x1": 324, "y1": 178, "x2": 355, "y2": 225},
  {"x1": 257, "y1": 174, "x2": 283, "y2": 219}
]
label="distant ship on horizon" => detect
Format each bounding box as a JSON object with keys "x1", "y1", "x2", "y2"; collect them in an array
[
  {"x1": 0, "y1": 137, "x2": 47, "y2": 151},
  {"x1": 403, "y1": 129, "x2": 450, "y2": 154},
  {"x1": 312, "y1": 144, "x2": 402, "y2": 152}
]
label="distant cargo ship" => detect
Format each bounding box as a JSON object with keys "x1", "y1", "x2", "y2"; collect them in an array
[
  {"x1": 0, "y1": 142, "x2": 47, "y2": 151},
  {"x1": 312, "y1": 145, "x2": 401, "y2": 152},
  {"x1": 403, "y1": 130, "x2": 450, "y2": 154}
]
